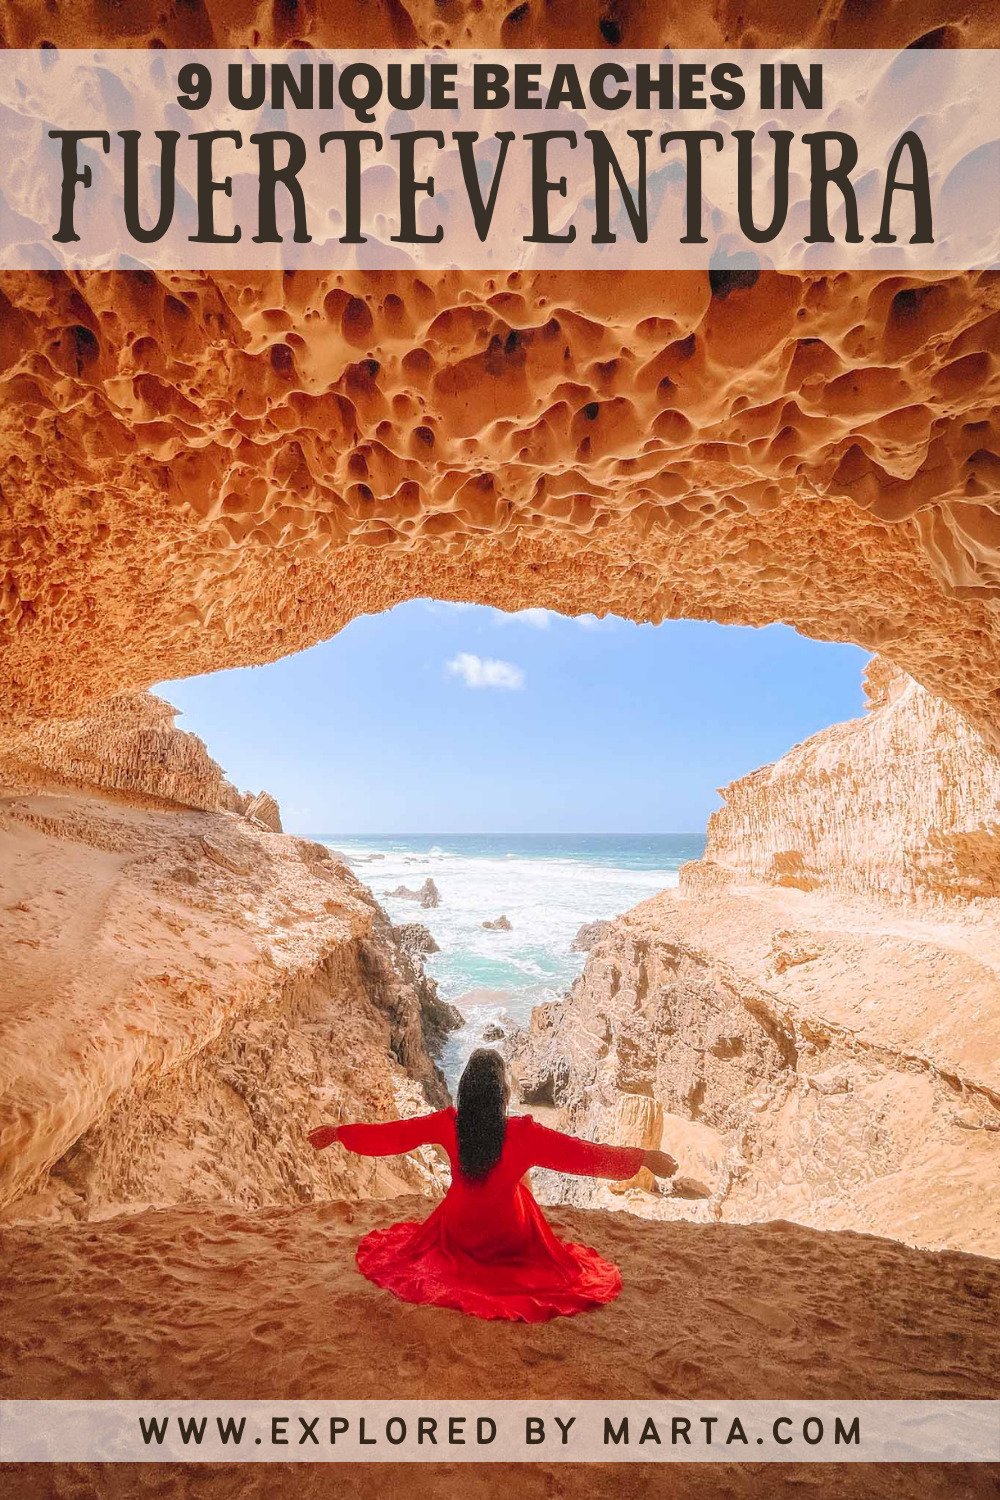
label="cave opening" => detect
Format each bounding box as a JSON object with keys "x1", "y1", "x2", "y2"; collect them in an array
[
  {"x1": 4, "y1": 580, "x2": 998, "y2": 1259},
  {"x1": 153, "y1": 597, "x2": 870, "y2": 1095}
]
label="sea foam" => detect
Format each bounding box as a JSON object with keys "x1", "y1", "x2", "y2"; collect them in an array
[{"x1": 327, "y1": 834, "x2": 703, "y2": 1088}]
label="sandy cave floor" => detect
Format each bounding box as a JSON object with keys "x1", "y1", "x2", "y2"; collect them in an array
[{"x1": 1, "y1": 1197, "x2": 998, "y2": 1499}]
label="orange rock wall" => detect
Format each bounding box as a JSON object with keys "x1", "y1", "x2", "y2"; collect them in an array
[
  {"x1": 0, "y1": 782, "x2": 454, "y2": 1221},
  {"x1": 3, "y1": 267, "x2": 998, "y2": 751},
  {"x1": 509, "y1": 878, "x2": 1000, "y2": 1255},
  {"x1": 0, "y1": 693, "x2": 455, "y2": 1221},
  {"x1": 3, "y1": 0, "x2": 998, "y2": 50},
  {"x1": 1, "y1": 0, "x2": 998, "y2": 756}
]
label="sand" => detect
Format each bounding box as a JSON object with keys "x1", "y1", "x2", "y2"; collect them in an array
[{"x1": 2, "y1": 1196, "x2": 998, "y2": 1499}]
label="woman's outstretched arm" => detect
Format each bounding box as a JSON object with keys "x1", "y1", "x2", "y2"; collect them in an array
[
  {"x1": 308, "y1": 1109, "x2": 450, "y2": 1157},
  {"x1": 525, "y1": 1119, "x2": 677, "y2": 1180}
]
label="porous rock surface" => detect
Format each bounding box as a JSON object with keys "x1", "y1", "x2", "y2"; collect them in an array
[
  {"x1": 2, "y1": 0, "x2": 998, "y2": 746},
  {"x1": 2, "y1": 0, "x2": 998, "y2": 51},
  {"x1": 1, "y1": 264, "x2": 999, "y2": 749}
]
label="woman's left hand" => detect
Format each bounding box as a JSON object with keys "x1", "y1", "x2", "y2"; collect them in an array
[
  {"x1": 308, "y1": 1125, "x2": 340, "y2": 1150},
  {"x1": 643, "y1": 1148, "x2": 679, "y2": 1178}
]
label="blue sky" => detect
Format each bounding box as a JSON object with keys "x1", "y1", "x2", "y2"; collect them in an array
[{"x1": 158, "y1": 602, "x2": 869, "y2": 836}]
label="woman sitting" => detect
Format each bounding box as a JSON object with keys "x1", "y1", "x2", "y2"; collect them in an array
[{"x1": 309, "y1": 1048, "x2": 677, "y2": 1323}]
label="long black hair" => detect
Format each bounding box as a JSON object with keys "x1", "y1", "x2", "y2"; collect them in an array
[{"x1": 456, "y1": 1048, "x2": 510, "y2": 1181}]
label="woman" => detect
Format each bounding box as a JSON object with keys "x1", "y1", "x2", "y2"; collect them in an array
[{"x1": 308, "y1": 1048, "x2": 678, "y2": 1322}]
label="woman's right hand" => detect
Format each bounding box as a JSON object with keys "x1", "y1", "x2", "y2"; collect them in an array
[
  {"x1": 643, "y1": 1148, "x2": 679, "y2": 1178},
  {"x1": 308, "y1": 1125, "x2": 340, "y2": 1150}
]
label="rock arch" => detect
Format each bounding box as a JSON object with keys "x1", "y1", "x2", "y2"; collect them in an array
[
  {"x1": 2, "y1": 266, "x2": 998, "y2": 746},
  {"x1": 1, "y1": 4, "x2": 999, "y2": 742}
]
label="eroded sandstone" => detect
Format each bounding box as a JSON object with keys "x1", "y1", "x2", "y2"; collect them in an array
[
  {"x1": 510, "y1": 881, "x2": 1000, "y2": 1254},
  {"x1": 0, "y1": 694, "x2": 458, "y2": 1222},
  {"x1": 1, "y1": 264, "x2": 999, "y2": 754},
  {"x1": 2, "y1": 0, "x2": 998, "y2": 53},
  {"x1": 509, "y1": 664, "x2": 1000, "y2": 1255},
  {"x1": 695, "y1": 658, "x2": 1000, "y2": 901}
]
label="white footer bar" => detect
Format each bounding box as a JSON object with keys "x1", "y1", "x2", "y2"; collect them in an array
[{"x1": 1, "y1": 1400, "x2": 998, "y2": 1463}]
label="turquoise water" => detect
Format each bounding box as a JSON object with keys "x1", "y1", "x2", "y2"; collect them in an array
[{"x1": 321, "y1": 834, "x2": 704, "y2": 1087}]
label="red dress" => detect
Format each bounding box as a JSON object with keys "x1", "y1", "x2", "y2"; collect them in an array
[{"x1": 338, "y1": 1108, "x2": 644, "y2": 1322}]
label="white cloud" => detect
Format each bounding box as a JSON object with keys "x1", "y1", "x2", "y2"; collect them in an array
[
  {"x1": 493, "y1": 607, "x2": 553, "y2": 629},
  {"x1": 446, "y1": 652, "x2": 525, "y2": 691},
  {"x1": 575, "y1": 612, "x2": 619, "y2": 630}
]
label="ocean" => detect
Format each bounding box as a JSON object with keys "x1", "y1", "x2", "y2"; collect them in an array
[{"x1": 322, "y1": 834, "x2": 705, "y2": 1088}]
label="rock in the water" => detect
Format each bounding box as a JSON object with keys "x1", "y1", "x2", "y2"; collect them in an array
[
  {"x1": 482, "y1": 914, "x2": 512, "y2": 931},
  {"x1": 388, "y1": 877, "x2": 441, "y2": 909},
  {"x1": 393, "y1": 923, "x2": 440, "y2": 960},
  {"x1": 571, "y1": 920, "x2": 611, "y2": 953},
  {"x1": 482, "y1": 1023, "x2": 506, "y2": 1042}
]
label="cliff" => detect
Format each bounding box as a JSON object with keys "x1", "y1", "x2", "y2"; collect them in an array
[
  {"x1": 510, "y1": 881, "x2": 1000, "y2": 1255},
  {"x1": 0, "y1": 694, "x2": 458, "y2": 1222},
  {"x1": 509, "y1": 664, "x2": 1000, "y2": 1256},
  {"x1": 695, "y1": 659, "x2": 1000, "y2": 901},
  {"x1": 1, "y1": 689, "x2": 288, "y2": 834},
  {"x1": 0, "y1": 691, "x2": 245, "y2": 814}
]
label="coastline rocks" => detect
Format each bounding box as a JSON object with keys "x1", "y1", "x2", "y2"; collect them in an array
[
  {"x1": 510, "y1": 662, "x2": 1000, "y2": 1256},
  {"x1": 386, "y1": 915, "x2": 460, "y2": 1058},
  {"x1": 405, "y1": 972, "x2": 462, "y2": 1058},
  {"x1": 392, "y1": 923, "x2": 440, "y2": 960},
  {"x1": 0, "y1": 698, "x2": 459, "y2": 1224},
  {"x1": 571, "y1": 920, "x2": 611, "y2": 953},
  {"x1": 482, "y1": 915, "x2": 512, "y2": 931},
  {"x1": 482, "y1": 1024, "x2": 506, "y2": 1043},
  {"x1": 239, "y1": 790, "x2": 282, "y2": 833},
  {"x1": 510, "y1": 878, "x2": 1000, "y2": 1255},
  {"x1": 388, "y1": 878, "x2": 440, "y2": 909}
]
